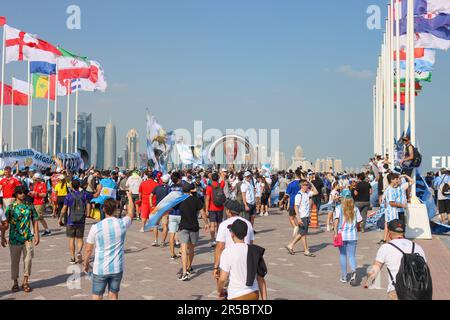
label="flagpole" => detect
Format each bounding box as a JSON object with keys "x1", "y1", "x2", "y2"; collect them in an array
[
  {"x1": 395, "y1": 0, "x2": 401, "y2": 140},
  {"x1": 377, "y1": 56, "x2": 383, "y2": 155},
  {"x1": 373, "y1": 84, "x2": 377, "y2": 155},
  {"x1": 11, "y1": 75, "x2": 14, "y2": 150},
  {"x1": 382, "y1": 30, "x2": 388, "y2": 157},
  {"x1": 46, "y1": 80, "x2": 50, "y2": 154},
  {"x1": 27, "y1": 60, "x2": 31, "y2": 149},
  {"x1": 407, "y1": 0, "x2": 417, "y2": 197},
  {"x1": 0, "y1": 24, "x2": 6, "y2": 152},
  {"x1": 53, "y1": 64, "x2": 58, "y2": 156},
  {"x1": 75, "y1": 80, "x2": 78, "y2": 152},
  {"x1": 66, "y1": 80, "x2": 70, "y2": 153},
  {"x1": 388, "y1": 5, "x2": 395, "y2": 168}
]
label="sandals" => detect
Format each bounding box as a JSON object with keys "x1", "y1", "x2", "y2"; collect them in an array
[
  {"x1": 304, "y1": 252, "x2": 316, "y2": 258},
  {"x1": 22, "y1": 283, "x2": 32, "y2": 293},
  {"x1": 285, "y1": 246, "x2": 295, "y2": 255},
  {"x1": 11, "y1": 284, "x2": 19, "y2": 293}
]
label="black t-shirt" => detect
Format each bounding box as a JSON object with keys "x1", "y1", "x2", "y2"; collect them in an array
[
  {"x1": 312, "y1": 179, "x2": 324, "y2": 197},
  {"x1": 179, "y1": 196, "x2": 204, "y2": 232},
  {"x1": 355, "y1": 181, "x2": 372, "y2": 202}
]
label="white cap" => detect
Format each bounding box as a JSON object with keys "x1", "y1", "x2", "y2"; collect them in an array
[
  {"x1": 162, "y1": 174, "x2": 171, "y2": 183},
  {"x1": 33, "y1": 173, "x2": 43, "y2": 180},
  {"x1": 244, "y1": 171, "x2": 252, "y2": 178},
  {"x1": 221, "y1": 168, "x2": 228, "y2": 172},
  {"x1": 56, "y1": 168, "x2": 62, "y2": 173}
]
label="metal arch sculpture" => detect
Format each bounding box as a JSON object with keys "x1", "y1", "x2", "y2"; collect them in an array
[{"x1": 207, "y1": 135, "x2": 256, "y2": 165}]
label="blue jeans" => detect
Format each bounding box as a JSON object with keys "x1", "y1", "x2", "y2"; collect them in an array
[
  {"x1": 338, "y1": 241, "x2": 357, "y2": 279},
  {"x1": 92, "y1": 272, "x2": 123, "y2": 296}
]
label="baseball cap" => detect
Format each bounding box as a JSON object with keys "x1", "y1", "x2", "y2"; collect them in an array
[
  {"x1": 244, "y1": 171, "x2": 252, "y2": 178},
  {"x1": 161, "y1": 174, "x2": 170, "y2": 183},
  {"x1": 224, "y1": 200, "x2": 245, "y2": 213},
  {"x1": 341, "y1": 189, "x2": 352, "y2": 199},
  {"x1": 221, "y1": 168, "x2": 228, "y2": 172},
  {"x1": 33, "y1": 173, "x2": 43, "y2": 180},
  {"x1": 227, "y1": 219, "x2": 248, "y2": 240},
  {"x1": 388, "y1": 219, "x2": 405, "y2": 233}
]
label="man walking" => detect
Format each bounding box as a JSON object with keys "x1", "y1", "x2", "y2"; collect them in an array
[
  {"x1": 29, "y1": 173, "x2": 51, "y2": 237},
  {"x1": 150, "y1": 174, "x2": 171, "y2": 247},
  {"x1": 59, "y1": 179, "x2": 89, "y2": 264},
  {"x1": 354, "y1": 173, "x2": 372, "y2": 233},
  {"x1": 285, "y1": 179, "x2": 318, "y2": 257},
  {"x1": 205, "y1": 172, "x2": 226, "y2": 247},
  {"x1": 84, "y1": 192, "x2": 134, "y2": 300},
  {"x1": 3, "y1": 186, "x2": 40, "y2": 293},
  {"x1": 241, "y1": 171, "x2": 256, "y2": 226},
  {"x1": 0, "y1": 166, "x2": 22, "y2": 209}
]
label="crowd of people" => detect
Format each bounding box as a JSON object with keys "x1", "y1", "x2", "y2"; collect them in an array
[{"x1": 0, "y1": 146, "x2": 446, "y2": 299}]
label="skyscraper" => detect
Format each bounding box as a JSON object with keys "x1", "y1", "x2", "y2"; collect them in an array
[
  {"x1": 104, "y1": 121, "x2": 116, "y2": 169},
  {"x1": 49, "y1": 112, "x2": 62, "y2": 155},
  {"x1": 126, "y1": 129, "x2": 139, "y2": 169},
  {"x1": 96, "y1": 127, "x2": 106, "y2": 169},
  {"x1": 32, "y1": 125, "x2": 44, "y2": 152},
  {"x1": 77, "y1": 113, "x2": 92, "y2": 163}
]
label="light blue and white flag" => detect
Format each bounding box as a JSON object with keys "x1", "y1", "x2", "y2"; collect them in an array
[{"x1": 144, "y1": 191, "x2": 190, "y2": 231}]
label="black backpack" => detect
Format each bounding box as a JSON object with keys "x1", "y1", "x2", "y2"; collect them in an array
[
  {"x1": 411, "y1": 147, "x2": 422, "y2": 168},
  {"x1": 387, "y1": 242, "x2": 433, "y2": 300},
  {"x1": 70, "y1": 192, "x2": 86, "y2": 224},
  {"x1": 441, "y1": 176, "x2": 450, "y2": 197},
  {"x1": 212, "y1": 184, "x2": 226, "y2": 207}
]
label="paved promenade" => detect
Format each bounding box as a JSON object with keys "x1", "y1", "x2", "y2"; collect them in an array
[{"x1": 0, "y1": 208, "x2": 448, "y2": 300}]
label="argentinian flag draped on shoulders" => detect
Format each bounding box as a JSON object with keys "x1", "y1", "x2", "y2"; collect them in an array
[{"x1": 144, "y1": 191, "x2": 190, "y2": 231}]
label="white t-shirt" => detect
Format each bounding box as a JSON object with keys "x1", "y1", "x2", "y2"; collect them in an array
[
  {"x1": 216, "y1": 216, "x2": 255, "y2": 249},
  {"x1": 219, "y1": 243, "x2": 259, "y2": 300},
  {"x1": 375, "y1": 239, "x2": 426, "y2": 293},
  {"x1": 328, "y1": 190, "x2": 340, "y2": 205},
  {"x1": 241, "y1": 181, "x2": 255, "y2": 205},
  {"x1": 0, "y1": 208, "x2": 6, "y2": 222},
  {"x1": 126, "y1": 176, "x2": 142, "y2": 195},
  {"x1": 255, "y1": 182, "x2": 263, "y2": 198},
  {"x1": 294, "y1": 190, "x2": 314, "y2": 218}
]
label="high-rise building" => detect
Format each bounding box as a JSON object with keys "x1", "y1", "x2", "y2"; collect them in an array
[
  {"x1": 126, "y1": 129, "x2": 139, "y2": 169},
  {"x1": 96, "y1": 127, "x2": 106, "y2": 169},
  {"x1": 31, "y1": 125, "x2": 44, "y2": 152},
  {"x1": 49, "y1": 112, "x2": 62, "y2": 155},
  {"x1": 117, "y1": 155, "x2": 124, "y2": 168},
  {"x1": 104, "y1": 121, "x2": 116, "y2": 169},
  {"x1": 76, "y1": 113, "x2": 92, "y2": 163}
]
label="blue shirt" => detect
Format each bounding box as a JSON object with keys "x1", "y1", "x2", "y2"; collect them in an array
[
  {"x1": 286, "y1": 180, "x2": 300, "y2": 208},
  {"x1": 64, "y1": 191, "x2": 89, "y2": 226}
]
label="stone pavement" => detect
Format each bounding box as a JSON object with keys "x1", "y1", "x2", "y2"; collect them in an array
[{"x1": 0, "y1": 208, "x2": 448, "y2": 300}]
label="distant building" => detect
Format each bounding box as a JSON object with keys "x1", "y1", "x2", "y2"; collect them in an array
[
  {"x1": 271, "y1": 151, "x2": 287, "y2": 171},
  {"x1": 96, "y1": 127, "x2": 106, "y2": 169},
  {"x1": 76, "y1": 113, "x2": 92, "y2": 163},
  {"x1": 49, "y1": 112, "x2": 62, "y2": 155},
  {"x1": 289, "y1": 145, "x2": 313, "y2": 171},
  {"x1": 32, "y1": 125, "x2": 43, "y2": 152},
  {"x1": 117, "y1": 155, "x2": 124, "y2": 168},
  {"x1": 126, "y1": 129, "x2": 139, "y2": 169},
  {"x1": 104, "y1": 122, "x2": 116, "y2": 169}
]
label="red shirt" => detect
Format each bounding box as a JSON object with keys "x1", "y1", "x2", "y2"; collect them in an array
[
  {"x1": 206, "y1": 181, "x2": 225, "y2": 211},
  {"x1": 0, "y1": 177, "x2": 22, "y2": 199},
  {"x1": 139, "y1": 179, "x2": 160, "y2": 208},
  {"x1": 32, "y1": 181, "x2": 47, "y2": 206}
]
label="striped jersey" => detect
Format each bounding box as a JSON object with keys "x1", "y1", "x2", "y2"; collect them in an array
[
  {"x1": 334, "y1": 205, "x2": 362, "y2": 241},
  {"x1": 383, "y1": 186, "x2": 399, "y2": 222},
  {"x1": 87, "y1": 216, "x2": 132, "y2": 276},
  {"x1": 397, "y1": 180, "x2": 409, "y2": 212}
]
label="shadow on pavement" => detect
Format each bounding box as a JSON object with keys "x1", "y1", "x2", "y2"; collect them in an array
[
  {"x1": 355, "y1": 264, "x2": 370, "y2": 286},
  {"x1": 124, "y1": 248, "x2": 148, "y2": 254},
  {"x1": 309, "y1": 243, "x2": 332, "y2": 253},
  {"x1": 188, "y1": 263, "x2": 214, "y2": 280},
  {"x1": 254, "y1": 229, "x2": 276, "y2": 235},
  {"x1": 0, "y1": 274, "x2": 70, "y2": 296}
]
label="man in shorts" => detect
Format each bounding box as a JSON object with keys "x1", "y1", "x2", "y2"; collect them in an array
[
  {"x1": 150, "y1": 174, "x2": 171, "y2": 247},
  {"x1": 177, "y1": 183, "x2": 209, "y2": 281},
  {"x1": 29, "y1": 173, "x2": 51, "y2": 237},
  {"x1": 241, "y1": 171, "x2": 256, "y2": 226},
  {"x1": 205, "y1": 173, "x2": 225, "y2": 247},
  {"x1": 284, "y1": 169, "x2": 302, "y2": 235},
  {"x1": 59, "y1": 179, "x2": 89, "y2": 264}
]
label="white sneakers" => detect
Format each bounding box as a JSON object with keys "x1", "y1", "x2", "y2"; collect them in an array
[
  {"x1": 264, "y1": 212, "x2": 269, "y2": 217},
  {"x1": 260, "y1": 212, "x2": 269, "y2": 217}
]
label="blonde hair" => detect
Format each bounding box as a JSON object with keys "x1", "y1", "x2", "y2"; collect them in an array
[{"x1": 342, "y1": 198, "x2": 355, "y2": 223}]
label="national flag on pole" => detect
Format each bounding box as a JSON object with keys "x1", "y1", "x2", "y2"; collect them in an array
[
  {"x1": 12, "y1": 78, "x2": 30, "y2": 106},
  {"x1": 0, "y1": 83, "x2": 13, "y2": 105},
  {"x1": 31, "y1": 74, "x2": 67, "y2": 100},
  {"x1": 398, "y1": 0, "x2": 450, "y2": 19},
  {"x1": 399, "y1": 14, "x2": 450, "y2": 39},
  {"x1": 0, "y1": 17, "x2": 6, "y2": 27},
  {"x1": 399, "y1": 32, "x2": 450, "y2": 50},
  {"x1": 77, "y1": 60, "x2": 108, "y2": 92},
  {"x1": 4, "y1": 25, "x2": 61, "y2": 64},
  {"x1": 400, "y1": 48, "x2": 435, "y2": 71},
  {"x1": 57, "y1": 47, "x2": 91, "y2": 81},
  {"x1": 394, "y1": 69, "x2": 433, "y2": 82},
  {"x1": 394, "y1": 82, "x2": 423, "y2": 93},
  {"x1": 30, "y1": 61, "x2": 56, "y2": 75},
  {"x1": 393, "y1": 48, "x2": 425, "y2": 60}
]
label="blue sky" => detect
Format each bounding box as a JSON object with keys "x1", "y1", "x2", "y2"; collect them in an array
[{"x1": 1, "y1": 0, "x2": 449, "y2": 169}]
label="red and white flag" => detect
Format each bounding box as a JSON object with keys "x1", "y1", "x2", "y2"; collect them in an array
[
  {"x1": 12, "y1": 78, "x2": 30, "y2": 106},
  {"x1": 0, "y1": 83, "x2": 13, "y2": 105},
  {"x1": 0, "y1": 17, "x2": 6, "y2": 27},
  {"x1": 5, "y1": 24, "x2": 61, "y2": 64},
  {"x1": 79, "y1": 60, "x2": 108, "y2": 92}
]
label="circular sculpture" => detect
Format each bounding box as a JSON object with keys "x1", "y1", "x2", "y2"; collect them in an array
[{"x1": 207, "y1": 135, "x2": 256, "y2": 165}]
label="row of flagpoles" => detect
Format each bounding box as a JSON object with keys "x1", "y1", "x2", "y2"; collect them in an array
[
  {"x1": 0, "y1": 17, "x2": 107, "y2": 155},
  {"x1": 373, "y1": 0, "x2": 449, "y2": 163}
]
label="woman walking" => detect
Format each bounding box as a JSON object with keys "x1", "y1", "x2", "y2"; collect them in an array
[{"x1": 333, "y1": 189, "x2": 362, "y2": 286}]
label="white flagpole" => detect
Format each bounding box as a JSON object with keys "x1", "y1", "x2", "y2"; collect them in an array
[
  {"x1": 0, "y1": 25, "x2": 6, "y2": 152},
  {"x1": 395, "y1": 0, "x2": 402, "y2": 139},
  {"x1": 75, "y1": 80, "x2": 79, "y2": 152},
  {"x1": 377, "y1": 56, "x2": 383, "y2": 155},
  {"x1": 373, "y1": 84, "x2": 377, "y2": 155},
  {"x1": 11, "y1": 75, "x2": 14, "y2": 150},
  {"x1": 27, "y1": 60, "x2": 31, "y2": 149},
  {"x1": 383, "y1": 29, "x2": 388, "y2": 157},
  {"x1": 408, "y1": 0, "x2": 417, "y2": 197},
  {"x1": 388, "y1": 5, "x2": 395, "y2": 167},
  {"x1": 46, "y1": 79, "x2": 50, "y2": 154},
  {"x1": 66, "y1": 80, "x2": 70, "y2": 153},
  {"x1": 53, "y1": 65, "x2": 58, "y2": 156}
]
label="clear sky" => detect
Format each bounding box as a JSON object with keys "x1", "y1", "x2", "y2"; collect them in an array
[{"x1": 1, "y1": 0, "x2": 449, "y2": 169}]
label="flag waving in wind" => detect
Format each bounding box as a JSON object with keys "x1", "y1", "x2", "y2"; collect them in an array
[
  {"x1": 57, "y1": 47, "x2": 91, "y2": 81},
  {"x1": 12, "y1": 78, "x2": 30, "y2": 106}
]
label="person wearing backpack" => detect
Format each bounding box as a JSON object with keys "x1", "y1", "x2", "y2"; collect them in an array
[
  {"x1": 365, "y1": 219, "x2": 432, "y2": 300},
  {"x1": 59, "y1": 179, "x2": 89, "y2": 264},
  {"x1": 433, "y1": 168, "x2": 450, "y2": 225},
  {"x1": 205, "y1": 173, "x2": 226, "y2": 248},
  {"x1": 400, "y1": 136, "x2": 421, "y2": 177}
]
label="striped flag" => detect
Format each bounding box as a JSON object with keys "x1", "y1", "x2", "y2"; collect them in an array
[{"x1": 144, "y1": 191, "x2": 190, "y2": 231}]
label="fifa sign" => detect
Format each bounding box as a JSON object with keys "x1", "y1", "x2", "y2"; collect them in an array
[{"x1": 432, "y1": 156, "x2": 450, "y2": 169}]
